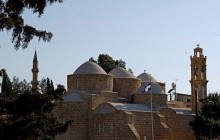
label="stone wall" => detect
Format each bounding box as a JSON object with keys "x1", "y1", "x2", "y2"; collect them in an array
[
  {"x1": 133, "y1": 94, "x2": 167, "y2": 108},
  {"x1": 113, "y1": 78, "x2": 141, "y2": 98},
  {"x1": 67, "y1": 74, "x2": 113, "y2": 92},
  {"x1": 91, "y1": 105, "x2": 140, "y2": 140},
  {"x1": 159, "y1": 108, "x2": 195, "y2": 140},
  {"x1": 132, "y1": 111, "x2": 169, "y2": 140},
  {"x1": 53, "y1": 102, "x2": 89, "y2": 140},
  {"x1": 91, "y1": 91, "x2": 119, "y2": 110}
]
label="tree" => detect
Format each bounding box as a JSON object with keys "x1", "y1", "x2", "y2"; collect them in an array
[
  {"x1": 0, "y1": 69, "x2": 12, "y2": 98},
  {"x1": 39, "y1": 77, "x2": 54, "y2": 94},
  {"x1": 189, "y1": 93, "x2": 220, "y2": 139},
  {"x1": 0, "y1": 92, "x2": 71, "y2": 140},
  {"x1": 97, "y1": 54, "x2": 116, "y2": 73},
  {"x1": 90, "y1": 54, "x2": 127, "y2": 73},
  {"x1": 46, "y1": 84, "x2": 66, "y2": 101},
  {"x1": 11, "y1": 76, "x2": 31, "y2": 95},
  {"x1": 115, "y1": 59, "x2": 126, "y2": 69},
  {"x1": 0, "y1": 0, "x2": 63, "y2": 49}
]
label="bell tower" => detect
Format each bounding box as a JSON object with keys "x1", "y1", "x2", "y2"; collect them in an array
[
  {"x1": 31, "y1": 49, "x2": 39, "y2": 91},
  {"x1": 190, "y1": 44, "x2": 208, "y2": 113}
]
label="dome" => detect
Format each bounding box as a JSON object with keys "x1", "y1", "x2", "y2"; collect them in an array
[
  {"x1": 137, "y1": 70, "x2": 158, "y2": 83},
  {"x1": 108, "y1": 67, "x2": 136, "y2": 78},
  {"x1": 74, "y1": 61, "x2": 107, "y2": 75},
  {"x1": 137, "y1": 82, "x2": 164, "y2": 94}
]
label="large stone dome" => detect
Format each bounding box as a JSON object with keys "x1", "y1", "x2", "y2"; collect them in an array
[
  {"x1": 137, "y1": 70, "x2": 158, "y2": 83},
  {"x1": 108, "y1": 67, "x2": 136, "y2": 78},
  {"x1": 74, "y1": 61, "x2": 107, "y2": 75},
  {"x1": 137, "y1": 82, "x2": 164, "y2": 94}
]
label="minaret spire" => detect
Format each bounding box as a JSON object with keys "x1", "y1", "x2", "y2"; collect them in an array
[
  {"x1": 33, "y1": 48, "x2": 38, "y2": 62},
  {"x1": 31, "y1": 48, "x2": 39, "y2": 91}
]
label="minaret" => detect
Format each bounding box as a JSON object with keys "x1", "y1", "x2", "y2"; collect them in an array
[
  {"x1": 190, "y1": 45, "x2": 208, "y2": 113},
  {"x1": 31, "y1": 49, "x2": 39, "y2": 91}
]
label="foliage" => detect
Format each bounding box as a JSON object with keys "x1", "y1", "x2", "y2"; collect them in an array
[
  {"x1": 39, "y1": 77, "x2": 66, "y2": 101},
  {"x1": 11, "y1": 76, "x2": 31, "y2": 95},
  {"x1": 46, "y1": 84, "x2": 66, "y2": 101},
  {"x1": 0, "y1": 69, "x2": 12, "y2": 98},
  {"x1": 89, "y1": 54, "x2": 127, "y2": 73},
  {"x1": 0, "y1": 71, "x2": 30, "y2": 98},
  {"x1": 189, "y1": 93, "x2": 220, "y2": 139},
  {"x1": 0, "y1": 0, "x2": 63, "y2": 49},
  {"x1": 97, "y1": 54, "x2": 116, "y2": 73},
  {"x1": 0, "y1": 92, "x2": 71, "y2": 140},
  {"x1": 39, "y1": 77, "x2": 54, "y2": 94}
]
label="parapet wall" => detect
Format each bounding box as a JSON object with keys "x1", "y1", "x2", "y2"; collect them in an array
[{"x1": 133, "y1": 94, "x2": 167, "y2": 107}]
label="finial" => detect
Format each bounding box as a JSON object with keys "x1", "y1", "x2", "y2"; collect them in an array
[
  {"x1": 197, "y1": 44, "x2": 200, "y2": 48},
  {"x1": 144, "y1": 70, "x2": 146, "y2": 73}
]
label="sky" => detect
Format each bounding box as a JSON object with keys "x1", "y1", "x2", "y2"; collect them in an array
[{"x1": 1, "y1": 0, "x2": 220, "y2": 94}]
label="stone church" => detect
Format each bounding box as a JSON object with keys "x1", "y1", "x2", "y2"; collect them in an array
[{"x1": 32, "y1": 47, "x2": 208, "y2": 140}]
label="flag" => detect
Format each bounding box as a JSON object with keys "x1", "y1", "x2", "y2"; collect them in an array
[{"x1": 143, "y1": 83, "x2": 151, "y2": 93}]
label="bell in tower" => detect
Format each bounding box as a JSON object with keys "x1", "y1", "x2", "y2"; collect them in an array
[{"x1": 190, "y1": 44, "x2": 208, "y2": 113}]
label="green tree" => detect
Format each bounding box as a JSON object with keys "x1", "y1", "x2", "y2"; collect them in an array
[
  {"x1": 93, "y1": 54, "x2": 127, "y2": 73},
  {"x1": 0, "y1": 0, "x2": 63, "y2": 49},
  {"x1": 0, "y1": 92, "x2": 71, "y2": 140},
  {"x1": 0, "y1": 69, "x2": 12, "y2": 98},
  {"x1": 97, "y1": 54, "x2": 116, "y2": 73},
  {"x1": 46, "y1": 84, "x2": 66, "y2": 101},
  {"x1": 39, "y1": 77, "x2": 54, "y2": 94},
  {"x1": 11, "y1": 76, "x2": 31, "y2": 95},
  {"x1": 189, "y1": 93, "x2": 220, "y2": 139},
  {"x1": 115, "y1": 59, "x2": 126, "y2": 69}
]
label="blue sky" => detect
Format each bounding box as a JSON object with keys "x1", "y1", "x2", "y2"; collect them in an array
[{"x1": 1, "y1": 0, "x2": 220, "y2": 94}]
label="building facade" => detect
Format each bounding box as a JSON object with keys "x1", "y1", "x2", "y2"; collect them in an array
[{"x1": 53, "y1": 61, "x2": 195, "y2": 140}]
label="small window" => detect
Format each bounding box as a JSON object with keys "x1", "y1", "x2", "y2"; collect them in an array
[{"x1": 187, "y1": 99, "x2": 191, "y2": 103}]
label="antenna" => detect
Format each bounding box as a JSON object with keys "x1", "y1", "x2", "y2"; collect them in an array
[{"x1": 173, "y1": 79, "x2": 179, "y2": 101}]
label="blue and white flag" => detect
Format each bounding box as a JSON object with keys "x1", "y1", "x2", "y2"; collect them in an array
[{"x1": 143, "y1": 83, "x2": 151, "y2": 93}]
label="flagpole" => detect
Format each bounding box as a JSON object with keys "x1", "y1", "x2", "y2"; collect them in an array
[{"x1": 150, "y1": 78, "x2": 154, "y2": 140}]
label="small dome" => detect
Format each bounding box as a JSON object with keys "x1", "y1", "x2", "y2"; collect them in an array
[
  {"x1": 137, "y1": 70, "x2": 158, "y2": 83},
  {"x1": 108, "y1": 67, "x2": 136, "y2": 78},
  {"x1": 137, "y1": 82, "x2": 164, "y2": 94},
  {"x1": 74, "y1": 61, "x2": 107, "y2": 75}
]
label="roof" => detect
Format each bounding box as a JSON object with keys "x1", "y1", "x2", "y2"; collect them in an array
[
  {"x1": 109, "y1": 102, "x2": 151, "y2": 112},
  {"x1": 74, "y1": 61, "x2": 107, "y2": 75},
  {"x1": 63, "y1": 90, "x2": 88, "y2": 102},
  {"x1": 172, "y1": 108, "x2": 194, "y2": 115},
  {"x1": 137, "y1": 82, "x2": 164, "y2": 94},
  {"x1": 137, "y1": 70, "x2": 158, "y2": 83},
  {"x1": 108, "y1": 67, "x2": 136, "y2": 78}
]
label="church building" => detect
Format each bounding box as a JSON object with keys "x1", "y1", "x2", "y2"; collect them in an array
[
  {"x1": 30, "y1": 46, "x2": 208, "y2": 140},
  {"x1": 27, "y1": 46, "x2": 208, "y2": 140}
]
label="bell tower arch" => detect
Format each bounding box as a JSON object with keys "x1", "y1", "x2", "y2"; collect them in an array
[{"x1": 190, "y1": 44, "x2": 208, "y2": 113}]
